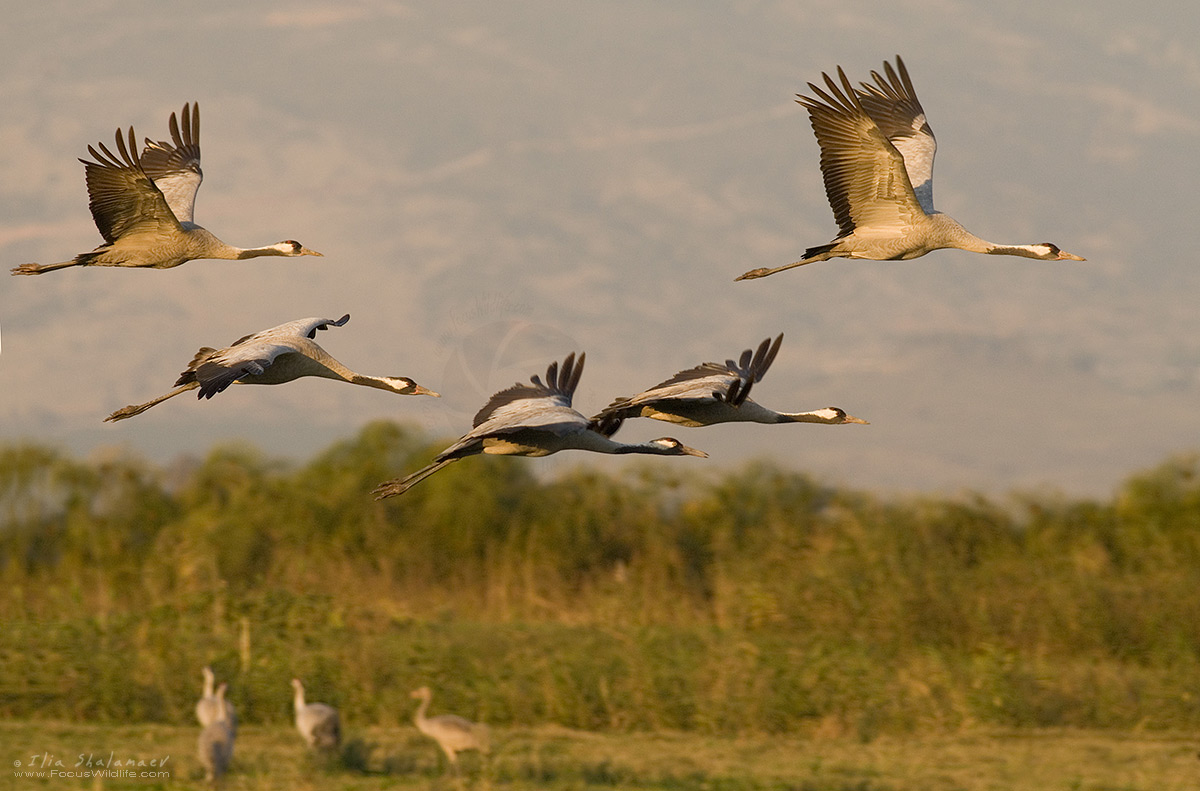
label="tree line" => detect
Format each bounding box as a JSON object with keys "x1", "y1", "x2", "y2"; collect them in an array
[{"x1": 2, "y1": 422, "x2": 1198, "y2": 736}]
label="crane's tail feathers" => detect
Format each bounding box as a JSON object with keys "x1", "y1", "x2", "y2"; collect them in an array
[
  {"x1": 104, "y1": 383, "x2": 198, "y2": 422},
  {"x1": 372, "y1": 459, "x2": 456, "y2": 499}
]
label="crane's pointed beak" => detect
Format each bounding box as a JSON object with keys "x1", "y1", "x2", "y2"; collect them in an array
[
  {"x1": 1056, "y1": 250, "x2": 1085, "y2": 261},
  {"x1": 300, "y1": 247, "x2": 323, "y2": 256},
  {"x1": 413, "y1": 385, "x2": 440, "y2": 397},
  {"x1": 843, "y1": 414, "x2": 869, "y2": 425},
  {"x1": 681, "y1": 445, "x2": 708, "y2": 458}
]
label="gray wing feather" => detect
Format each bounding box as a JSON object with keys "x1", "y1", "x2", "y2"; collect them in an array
[
  {"x1": 856, "y1": 57, "x2": 937, "y2": 215},
  {"x1": 139, "y1": 103, "x2": 203, "y2": 224},
  {"x1": 589, "y1": 335, "x2": 782, "y2": 435},
  {"x1": 472, "y1": 352, "x2": 584, "y2": 428},
  {"x1": 228, "y1": 314, "x2": 350, "y2": 347},
  {"x1": 184, "y1": 353, "x2": 273, "y2": 399},
  {"x1": 798, "y1": 66, "x2": 926, "y2": 236},
  {"x1": 79, "y1": 126, "x2": 182, "y2": 243}
]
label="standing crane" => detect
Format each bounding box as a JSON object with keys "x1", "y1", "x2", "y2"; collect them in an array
[
  {"x1": 104, "y1": 314, "x2": 438, "y2": 421},
  {"x1": 291, "y1": 678, "x2": 341, "y2": 752},
  {"x1": 410, "y1": 686, "x2": 490, "y2": 772},
  {"x1": 589, "y1": 334, "x2": 867, "y2": 435},
  {"x1": 736, "y1": 56, "x2": 1084, "y2": 280},
  {"x1": 371, "y1": 352, "x2": 707, "y2": 499},
  {"x1": 12, "y1": 102, "x2": 321, "y2": 275},
  {"x1": 197, "y1": 684, "x2": 235, "y2": 785}
]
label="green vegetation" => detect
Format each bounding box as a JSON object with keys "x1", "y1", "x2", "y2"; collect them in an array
[
  {"x1": 2, "y1": 421, "x2": 1200, "y2": 743},
  {"x1": 4, "y1": 721, "x2": 1199, "y2": 790}
]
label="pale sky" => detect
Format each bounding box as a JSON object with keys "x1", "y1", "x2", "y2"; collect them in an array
[{"x1": 1, "y1": 0, "x2": 1197, "y2": 497}]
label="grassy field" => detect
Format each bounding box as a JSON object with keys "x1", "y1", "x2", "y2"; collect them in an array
[
  {"x1": 2, "y1": 721, "x2": 1197, "y2": 791},
  {"x1": 6, "y1": 440, "x2": 1200, "y2": 789}
]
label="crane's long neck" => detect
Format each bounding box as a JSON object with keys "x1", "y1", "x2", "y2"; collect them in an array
[
  {"x1": 610, "y1": 441, "x2": 684, "y2": 456},
  {"x1": 314, "y1": 367, "x2": 410, "y2": 394},
  {"x1": 775, "y1": 408, "x2": 848, "y2": 424},
  {"x1": 234, "y1": 243, "x2": 296, "y2": 260},
  {"x1": 349, "y1": 373, "x2": 400, "y2": 390},
  {"x1": 940, "y1": 220, "x2": 1051, "y2": 259},
  {"x1": 984, "y1": 243, "x2": 1055, "y2": 259},
  {"x1": 284, "y1": 346, "x2": 363, "y2": 384},
  {"x1": 575, "y1": 433, "x2": 662, "y2": 455},
  {"x1": 414, "y1": 695, "x2": 430, "y2": 727},
  {"x1": 293, "y1": 684, "x2": 306, "y2": 713},
  {"x1": 202, "y1": 670, "x2": 214, "y2": 697},
  {"x1": 181, "y1": 228, "x2": 281, "y2": 260}
]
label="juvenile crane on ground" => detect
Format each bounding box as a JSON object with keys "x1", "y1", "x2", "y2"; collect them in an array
[
  {"x1": 104, "y1": 314, "x2": 438, "y2": 421},
  {"x1": 371, "y1": 352, "x2": 707, "y2": 499},
  {"x1": 291, "y1": 678, "x2": 341, "y2": 752},
  {"x1": 411, "y1": 686, "x2": 490, "y2": 771},
  {"x1": 13, "y1": 102, "x2": 321, "y2": 275},
  {"x1": 589, "y1": 334, "x2": 868, "y2": 436},
  {"x1": 736, "y1": 56, "x2": 1084, "y2": 280},
  {"x1": 197, "y1": 684, "x2": 235, "y2": 785}
]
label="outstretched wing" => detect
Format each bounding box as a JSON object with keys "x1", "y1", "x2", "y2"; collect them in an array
[
  {"x1": 590, "y1": 335, "x2": 782, "y2": 436},
  {"x1": 79, "y1": 126, "x2": 183, "y2": 243},
  {"x1": 720, "y1": 333, "x2": 782, "y2": 406},
  {"x1": 856, "y1": 56, "x2": 937, "y2": 215},
  {"x1": 798, "y1": 64, "x2": 927, "y2": 237},
  {"x1": 471, "y1": 352, "x2": 585, "y2": 429},
  {"x1": 139, "y1": 102, "x2": 203, "y2": 224},
  {"x1": 226, "y1": 314, "x2": 350, "y2": 347}
]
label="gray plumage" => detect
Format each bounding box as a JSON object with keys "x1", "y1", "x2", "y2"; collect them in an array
[
  {"x1": 12, "y1": 103, "x2": 321, "y2": 275},
  {"x1": 291, "y1": 678, "x2": 341, "y2": 752},
  {"x1": 411, "y1": 686, "x2": 490, "y2": 767},
  {"x1": 197, "y1": 684, "x2": 235, "y2": 784},
  {"x1": 195, "y1": 668, "x2": 238, "y2": 732},
  {"x1": 195, "y1": 666, "x2": 219, "y2": 727},
  {"x1": 372, "y1": 352, "x2": 708, "y2": 499},
  {"x1": 737, "y1": 56, "x2": 1084, "y2": 280},
  {"x1": 589, "y1": 334, "x2": 868, "y2": 435},
  {"x1": 104, "y1": 314, "x2": 438, "y2": 421}
]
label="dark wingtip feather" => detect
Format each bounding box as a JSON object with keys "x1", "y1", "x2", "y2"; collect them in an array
[
  {"x1": 759, "y1": 333, "x2": 783, "y2": 380},
  {"x1": 555, "y1": 351, "x2": 585, "y2": 398},
  {"x1": 725, "y1": 378, "x2": 744, "y2": 406},
  {"x1": 738, "y1": 347, "x2": 753, "y2": 370},
  {"x1": 747, "y1": 334, "x2": 784, "y2": 383}
]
